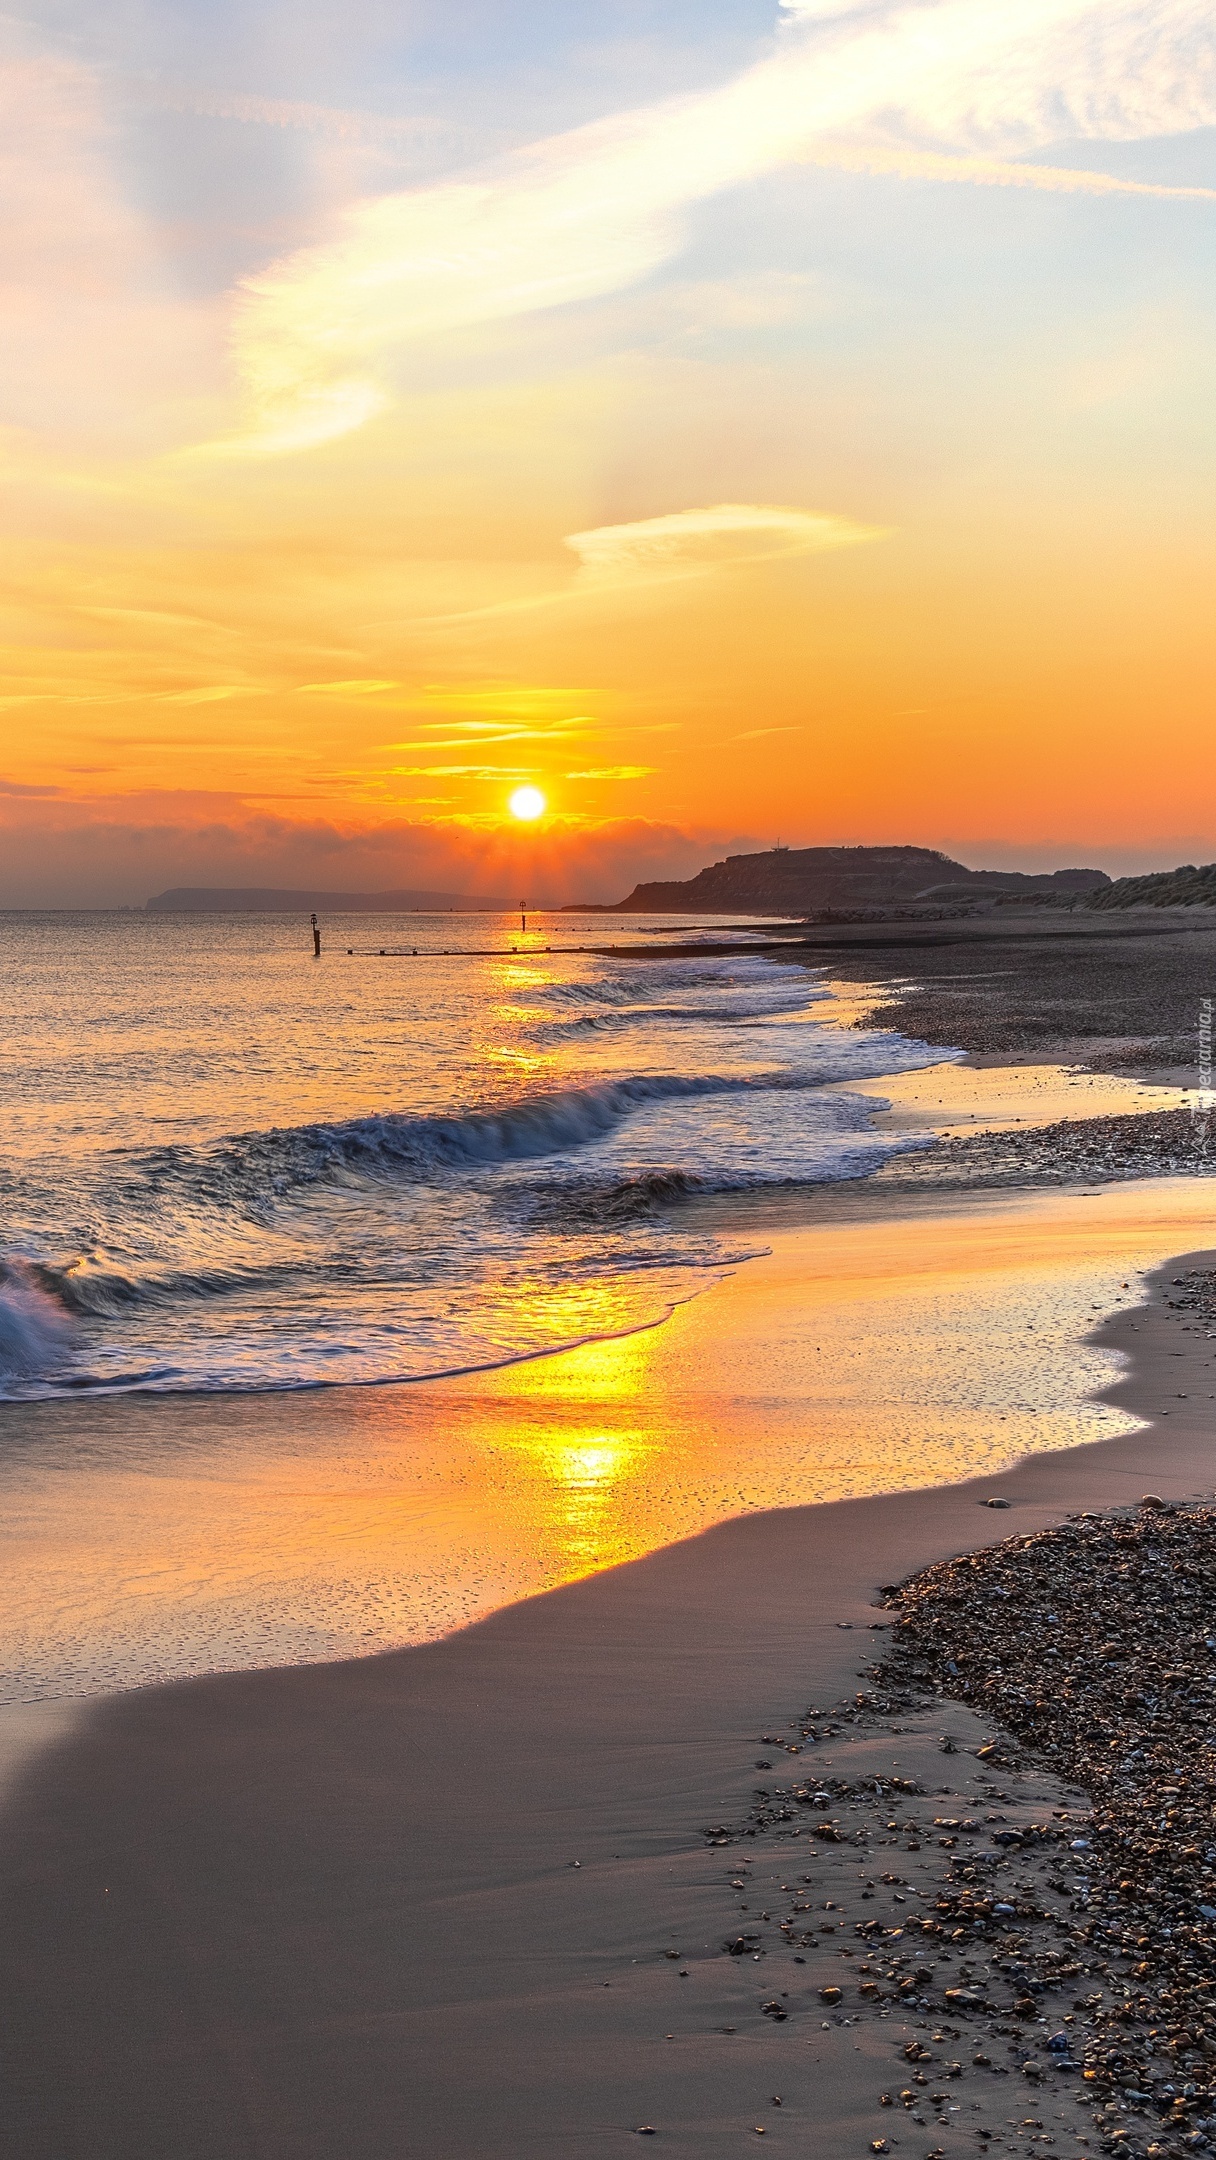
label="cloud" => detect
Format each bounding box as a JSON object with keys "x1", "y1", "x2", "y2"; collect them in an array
[
  {"x1": 210, "y1": 0, "x2": 1216, "y2": 453},
  {"x1": 0, "y1": 30, "x2": 213, "y2": 446},
  {"x1": 295, "y1": 678, "x2": 399, "y2": 694},
  {"x1": 385, "y1": 735, "x2": 584, "y2": 753},
  {"x1": 798, "y1": 139, "x2": 1216, "y2": 200},
  {"x1": 563, "y1": 503, "x2": 886, "y2": 582},
  {"x1": 159, "y1": 685, "x2": 269, "y2": 704},
  {"x1": 778, "y1": 0, "x2": 872, "y2": 18},
  {"x1": 0, "y1": 789, "x2": 761, "y2": 907},
  {"x1": 411, "y1": 685, "x2": 596, "y2": 716},
  {"x1": 400, "y1": 506, "x2": 886, "y2": 632},
  {"x1": 152, "y1": 91, "x2": 444, "y2": 146},
  {"x1": 565, "y1": 767, "x2": 655, "y2": 780}
]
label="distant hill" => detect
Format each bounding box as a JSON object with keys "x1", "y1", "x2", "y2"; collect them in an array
[
  {"x1": 1089, "y1": 863, "x2": 1216, "y2": 909},
  {"x1": 563, "y1": 846, "x2": 1110, "y2": 915},
  {"x1": 145, "y1": 885, "x2": 509, "y2": 913}
]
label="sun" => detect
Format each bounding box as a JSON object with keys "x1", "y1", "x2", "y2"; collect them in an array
[{"x1": 508, "y1": 785, "x2": 546, "y2": 821}]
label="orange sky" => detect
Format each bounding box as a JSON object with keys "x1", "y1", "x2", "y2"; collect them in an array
[{"x1": 3, "y1": 0, "x2": 1215, "y2": 902}]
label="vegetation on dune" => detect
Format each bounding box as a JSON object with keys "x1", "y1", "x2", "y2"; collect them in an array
[{"x1": 1090, "y1": 866, "x2": 1216, "y2": 910}]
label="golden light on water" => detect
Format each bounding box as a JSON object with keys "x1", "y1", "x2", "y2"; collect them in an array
[
  {"x1": 11, "y1": 1178, "x2": 1216, "y2": 1697},
  {"x1": 508, "y1": 785, "x2": 546, "y2": 821},
  {"x1": 510, "y1": 1427, "x2": 648, "y2": 1565}
]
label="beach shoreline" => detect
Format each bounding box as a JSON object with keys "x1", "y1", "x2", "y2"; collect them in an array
[
  {"x1": 819, "y1": 911, "x2": 1216, "y2": 1089},
  {"x1": 5, "y1": 1221, "x2": 1216, "y2": 2157},
  {"x1": 6, "y1": 917, "x2": 1216, "y2": 2153},
  {"x1": 1, "y1": 1173, "x2": 1210, "y2": 1707}
]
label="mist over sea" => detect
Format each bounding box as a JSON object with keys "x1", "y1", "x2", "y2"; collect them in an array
[{"x1": 0, "y1": 911, "x2": 952, "y2": 1400}]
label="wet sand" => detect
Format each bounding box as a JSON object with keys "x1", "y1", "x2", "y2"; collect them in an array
[
  {"x1": 1, "y1": 1176, "x2": 1211, "y2": 1700},
  {"x1": 4, "y1": 1220, "x2": 1216, "y2": 2157}
]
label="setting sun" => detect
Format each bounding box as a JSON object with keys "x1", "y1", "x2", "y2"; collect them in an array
[{"x1": 508, "y1": 786, "x2": 546, "y2": 821}]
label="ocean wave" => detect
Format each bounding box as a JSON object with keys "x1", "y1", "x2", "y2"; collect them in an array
[
  {"x1": 133, "y1": 1057, "x2": 935, "y2": 1210},
  {"x1": 533, "y1": 961, "x2": 818, "y2": 1011},
  {"x1": 521, "y1": 1168, "x2": 709, "y2": 1224},
  {"x1": 0, "y1": 1275, "x2": 724, "y2": 1401},
  {"x1": 529, "y1": 1000, "x2": 811, "y2": 1035},
  {"x1": 0, "y1": 1260, "x2": 76, "y2": 1379},
  {"x1": 0, "y1": 926, "x2": 962, "y2": 1409},
  {"x1": 512, "y1": 1134, "x2": 935, "y2": 1226},
  {"x1": 37, "y1": 1251, "x2": 301, "y2": 1317}
]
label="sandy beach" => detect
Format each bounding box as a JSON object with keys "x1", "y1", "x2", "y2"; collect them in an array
[
  {"x1": 8, "y1": 0, "x2": 1214, "y2": 2131},
  {"x1": 5, "y1": 917, "x2": 1216, "y2": 2158},
  {"x1": 4, "y1": 1184, "x2": 1216, "y2": 2158}
]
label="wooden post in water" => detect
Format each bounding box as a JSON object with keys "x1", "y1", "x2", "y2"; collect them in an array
[
  {"x1": 519, "y1": 897, "x2": 528, "y2": 934},
  {"x1": 310, "y1": 911, "x2": 322, "y2": 957}
]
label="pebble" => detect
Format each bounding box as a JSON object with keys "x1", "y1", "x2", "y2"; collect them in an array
[
  {"x1": 883, "y1": 1497, "x2": 1216, "y2": 2146},
  {"x1": 700, "y1": 1480, "x2": 1216, "y2": 2159},
  {"x1": 868, "y1": 1107, "x2": 1212, "y2": 1194}
]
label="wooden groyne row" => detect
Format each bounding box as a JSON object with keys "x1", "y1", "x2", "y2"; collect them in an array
[
  {"x1": 331, "y1": 940, "x2": 797, "y2": 960},
  {"x1": 305, "y1": 913, "x2": 803, "y2": 963}
]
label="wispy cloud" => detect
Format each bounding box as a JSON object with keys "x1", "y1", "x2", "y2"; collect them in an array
[
  {"x1": 209, "y1": 0, "x2": 1216, "y2": 454},
  {"x1": 159, "y1": 685, "x2": 269, "y2": 704},
  {"x1": 295, "y1": 678, "x2": 399, "y2": 694},
  {"x1": 564, "y1": 504, "x2": 886, "y2": 581},
  {"x1": 1, "y1": 30, "x2": 214, "y2": 447},
  {"x1": 151, "y1": 91, "x2": 446, "y2": 146},
  {"x1": 412, "y1": 685, "x2": 597, "y2": 716},
  {"x1": 565, "y1": 766, "x2": 655, "y2": 780},
  {"x1": 392, "y1": 716, "x2": 597, "y2": 743},
  {"x1": 384, "y1": 731, "x2": 591, "y2": 750},
  {"x1": 798, "y1": 140, "x2": 1216, "y2": 200}
]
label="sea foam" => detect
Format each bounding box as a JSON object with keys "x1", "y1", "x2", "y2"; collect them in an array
[
  {"x1": 0, "y1": 922, "x2": 957, "y2": 1397},
  {"x1": 0, "y1": 1262, "x2": 75, "y2": 1379}
]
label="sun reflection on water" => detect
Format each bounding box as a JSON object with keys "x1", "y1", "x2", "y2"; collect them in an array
[
  {"x1": 508, "y1": 1425, "x2": 648, "y2": 1566},
  {"x1": 6, "y1": 1180, "x2": 1216, "y2": 1701}
]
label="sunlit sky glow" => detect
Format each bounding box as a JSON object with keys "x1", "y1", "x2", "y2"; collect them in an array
[{"x1": 2, "y1": 0, "x2": 1215, "y2": 903}]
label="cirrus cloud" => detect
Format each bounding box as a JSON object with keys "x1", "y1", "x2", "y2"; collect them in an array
[
  {"x1": 565, "y1": 766, "x2": 655, "y2": 780},
  {"x1": 563, "y1": 503, "x2": 888, "y2": 582},
  {"x1": 206, "y1": 0, "x2": 1216, "y2": 456}
]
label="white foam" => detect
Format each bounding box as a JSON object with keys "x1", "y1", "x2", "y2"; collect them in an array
[
  {"x1": 0, "y1": 1263, "x2": 75, "y2": 1379},
  {"x1": 0, "y1": 925, "x2": 959, "y2": 1399}
]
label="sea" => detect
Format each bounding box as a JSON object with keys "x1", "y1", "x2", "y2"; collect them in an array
[
  {"x1": 0, "y1": 909, "x2": 949, "y2": 1402},
  {"x1": 6, "y1": 909, "x2": 1211, "y2": 1702}
]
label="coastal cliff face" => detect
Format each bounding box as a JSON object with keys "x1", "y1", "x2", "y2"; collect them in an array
[{"x1": 566, "y1": 845, "x2": 1110, "y2": 915}]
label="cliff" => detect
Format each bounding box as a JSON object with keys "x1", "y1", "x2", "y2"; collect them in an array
[{"x1": 563, "y1": 846, "x2": 1110, "y2": 915}]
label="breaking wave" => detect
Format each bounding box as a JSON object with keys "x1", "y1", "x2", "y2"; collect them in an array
[
  {"x1": 127, "y1": 1061, "x2": 925, "y2": 1213},
  {"x1": 0, "y1": 1261, "x2": 76, "y2": 1380},
  {"x1": 0, "y1": 926, "x2": 958, "y2": 1398}
]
